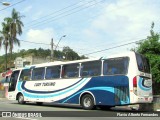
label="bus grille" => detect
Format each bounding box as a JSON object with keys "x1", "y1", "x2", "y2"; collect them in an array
[{"x1": 114, "y1": 86, "x2": 129, "y2": 104}]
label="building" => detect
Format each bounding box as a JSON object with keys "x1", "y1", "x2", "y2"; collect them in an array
[{"x1": 14, "y1": 55, "x2": 51, "y2": 69}]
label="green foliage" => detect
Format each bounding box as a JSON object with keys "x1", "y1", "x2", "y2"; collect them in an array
[
  {"x1": 0, "y1": 47, "x2": 87, "y2": 73},
  {"x1": 0, "y1": 8, "x2": 24, "y2": 70},
  {"x1": 63, "y1": 46, "x2": 80, "y2": 60},
  {"x1": 134, "y1": 22, "x2": 160, "y2": 94}
]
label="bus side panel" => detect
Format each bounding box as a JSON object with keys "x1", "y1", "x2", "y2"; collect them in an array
[
  {"x1": 16, "y1": 78, "x2": 91, "y2": 103},
  {"x1": 90, "y1": 90, "x2": 115, "y2": 105},
  {"x1": 58, "y1": 76, "x2": 130, "y2": 106},
  {"x1": 16, "y1": 76, "x2": 130, "y2": 106},
  {"x1": 57, "y1": 90, "x2": 116, "y2": 105}
]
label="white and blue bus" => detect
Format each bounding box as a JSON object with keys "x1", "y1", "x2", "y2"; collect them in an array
[{"x1": 8, "y1": 51, "x2": 153, "y2": 110}]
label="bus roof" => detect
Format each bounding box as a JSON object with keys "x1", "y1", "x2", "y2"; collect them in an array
[
  {"x1": 31, "y1": 58, "x2": 99, "y2": 68},
  {"x1": 28, "y1": 51, "x2": 136, "y2": 68},
  {"x1": 12, "y1": 51, "x2": 136, "y2": 69}
]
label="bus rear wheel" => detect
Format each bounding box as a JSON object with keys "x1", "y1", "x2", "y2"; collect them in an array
[
  {"x1": 81, "y1": 94, "x2": 95, "y2": 110},
  {"x1": 18, "y1": 94, "x2": 26, "y2": 104}
]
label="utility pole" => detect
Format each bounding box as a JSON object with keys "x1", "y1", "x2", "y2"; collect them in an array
[{"x1": 51, "y1": 38, "x2": 54, "y2": 61}]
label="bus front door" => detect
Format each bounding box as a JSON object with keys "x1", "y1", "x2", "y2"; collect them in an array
[{"x1": 8, "y1": 70, "x2": 20, "y2": 100}]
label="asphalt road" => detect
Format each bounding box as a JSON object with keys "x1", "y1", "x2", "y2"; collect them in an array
[{"x1": 0, "y1": 99, "x2": 159, "y2": 120}]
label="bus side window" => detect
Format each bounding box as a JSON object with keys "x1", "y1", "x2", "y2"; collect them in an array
[
  {"x1": 121, "y1": 58, "x2": 129, "y2": 74},
  {"x1": 19, "y1": 69, "x2": 31, "y2": 81},
  {"x1": 107, "y1": 67, "x2": 118, "y2": 75},
  {"x1": 62, "y1": 64, "x2": 79, "y2": 78},
  {"x1": 103, "y1": 63, "x2": 108, "y2": 75},
  {"x1": 45, "y1": 66, "x2": 61, "y2": 79},
  {"x1": 81, "y1": 61, "x2": 101, "y2": 77},
  {"x1": 32, "y1": 67, "x2": 45, "y2": 80},
  {"x1": 103, "y1": 57, "x2": 129, "y2": 75}
]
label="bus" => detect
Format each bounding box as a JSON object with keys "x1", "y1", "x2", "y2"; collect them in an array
[{"x1": 7, "y1": 51, "x2": 153, "y2": 110}]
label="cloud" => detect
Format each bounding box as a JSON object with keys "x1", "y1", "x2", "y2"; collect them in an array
[
  {"x1": 77, "y1": 0, "x2": 160, "y2": 57},
  {"x1": 26, "y1": 28, "x2": 55, "y2": 43},
  {"x1": 32, "y1": 11, "x2": 43, "y2": 20},
  {"x1": 15, "y1": 28, "x2": 56, "y2": 51},
  {"x1": 91, "y1": 0, "x2": 159, "y2": 39},
  {"x1": 1, "y1": 0, "x2": 160, "y2": 58},
  {"x1": 21, "y1": 5, "x2": 32, "y2": 13}
]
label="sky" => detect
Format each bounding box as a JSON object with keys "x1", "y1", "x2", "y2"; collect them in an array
[{"x1": 0, "y1": 0, "x2": 160, "y2": 58}]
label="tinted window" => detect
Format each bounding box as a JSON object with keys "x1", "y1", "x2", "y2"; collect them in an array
[
  {"x1": 32, "y1": 67, "x2": 45, "y2": 80},
  {"x1": 45, "y1": 66, "x2": 61, "y2": 79},
  {"x1": 81, "y1": 61, "x2": 101, "y2": 77},
  {"x1": 9, "y1": 70, "x2": 20, "y2": 91},
  {"x1": 103, "y1": 57, "x2": 129, "y2": 75},
  {"x1": 19, "y1": 69, "x2": 31, "y2": 81},
  {"x1": 136, "y1": 53, "x2": 150, "y2": 73},
  {"x1": 62, "y1": 64, "x2": 79, "y2": 78}
]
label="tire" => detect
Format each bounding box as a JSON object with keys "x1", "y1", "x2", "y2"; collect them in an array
[
  {"x1": 18, "y1": 94, "x2": 26, "y2": 104},
  {"x1": 81, "y1": 94, "x2": 95, "y2": 110},
  {"x1": 36, "y1": 102, "x2": 43, "y2": 106}
]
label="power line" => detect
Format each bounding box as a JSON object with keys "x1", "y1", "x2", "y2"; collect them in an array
[
  {"x1": 82, "y1": 39, "x2": 145, "y2": 56},
  {"x1": 25, "y1": 0, "x2": 136, "y2": 30},
  {"x1": 16, "y1": 38, "x2": 146, "y2": 58},
  {"x1": 0, "y1": 0, "x2": 26, "y2": 12},
  {"x1": 24, "y1": 1, "x2": 139, "y2": 47},
  {"x1": 17, "y1": 34, "x2": 148, "y2": 54},
  {"x1": 24, "y1": 0, "x2": 103, "y2": 30},
  {"x1": 24, "y1": 0, "x2": 85, "y2": 25},
  {"x1": 60, "y1": 33, "x2": 148, "y2": 52},
  {"x1": 25, "y1": 0, "x2": 101, "y2": 28},
  {"x1": 19, "y1": 39, "x2": 65, "y2": 48},
  {"x1": 19, "y1": 40, "x2": 50, "y2": 45}
]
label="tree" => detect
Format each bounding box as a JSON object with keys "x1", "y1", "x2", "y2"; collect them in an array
[
  {"x1": 0, "y1": 8, "x2": 24, "y2": 69},
  {"x1": 4, "y1": 8, "x2": 24, "y2": 62},
  {"x1": 62, "y1": 46, "x2": 80, "y2": 60},
  {"x1": 0, "y1": 22, "x2": 10, "y2": 70},
  {"x1": 0, "y1": 47, "x2": 87, "y2": 72},
  {"x1": 134, "y1": 22, "x2": 160, "y2": 94}
]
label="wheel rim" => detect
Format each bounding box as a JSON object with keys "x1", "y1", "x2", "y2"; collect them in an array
[
  {"x1": 83, "y1": 97, "x2": 92, "y2": 108},
  {"x1": 19, "y1": 95, "x2": 23, "y2": 103}
]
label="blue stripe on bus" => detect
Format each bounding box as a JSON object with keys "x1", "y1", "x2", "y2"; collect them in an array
[
  {"x1": 62, "y1": 87, "x2": 114, "y2": 103},
  {"x1": 59, "y1": 86, "x2": 129, "y2": 105},
  {"x1": 17, "y1": 81, "x2": 23, "y2": 91},
  {"x1": 60, "y1": 76, "x2": 130, "y2": 105},
  {"x1": 138, "y1": 77, "x2": 151, "y2": 91}
]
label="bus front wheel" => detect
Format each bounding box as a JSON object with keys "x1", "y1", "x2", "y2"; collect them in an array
[
  {"x1": 18, "y1": 94, "x2": 26, "y2": 104},
  {"x1": 81, "y1": 94, "x2": 95, "y2": 110}
]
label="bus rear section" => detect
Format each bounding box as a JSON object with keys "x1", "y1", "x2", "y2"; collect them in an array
[{"x1": 131, "y1": 53, "x2": 153, "y2": 104}]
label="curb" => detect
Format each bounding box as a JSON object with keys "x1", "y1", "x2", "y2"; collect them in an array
[{"x1": 0, "y1": 98, "x2": 7, "y2": 101}]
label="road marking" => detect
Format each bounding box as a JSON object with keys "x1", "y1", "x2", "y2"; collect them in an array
[{"x1": 15, "y1": 117, "x2": 38, "y2": 120}]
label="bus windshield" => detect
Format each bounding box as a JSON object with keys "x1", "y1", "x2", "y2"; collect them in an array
[{"x1": 136, "y1": 53, "x2": 150, "y2": 73}]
